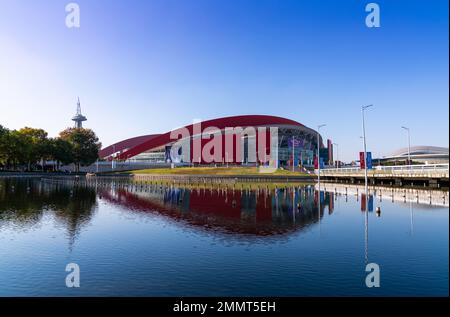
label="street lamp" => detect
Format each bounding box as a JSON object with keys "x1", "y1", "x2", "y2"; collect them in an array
[
  {"x1": 401, "y1": 126, "x2": 411, "y2": 165},
  {"x1": 292, "y1": 135, "x2": 296, "y2": 172},
  {"x1": 112, "y1": 144, "x2": 116, "y2": 170},
  {"x1": 333, "y1": 143, "x2": 339, "y2": 169},
  {"x1": 317, "y1": 124, "x2": 326, "y2": 187},
  {"x1": 361, "y1": 105, "x2": 373, "y2": 195},
  {"x1": 361, "y1": 105, "x2": 372, "y2": 261}
]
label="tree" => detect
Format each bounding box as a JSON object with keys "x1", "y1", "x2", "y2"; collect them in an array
[
  {"x1": 0, "y1": 125, "x2": 9, "y2": 169},
  {"x1": 50, "y1": 138, "x2": 74, "y2": 170},
  {"x1": 59, "y1": 128, "x2": 101, "y2": 172},
  {"x1": 0, "y1": 130, "x2": 29, "y2": 170},
  {"x1": 1, "y1": 125, "x2": 102, "y2": 172},
  {"x1": 17, "y1": 127, "x2": 49, "y2": 170},
  {"x1": 0, "y1": 125, "x2": 8, "y2": 167}
]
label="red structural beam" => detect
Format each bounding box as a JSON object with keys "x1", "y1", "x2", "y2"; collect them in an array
[
  {"x1": 99, "y1": 134, "x2": 160, "y2": 159},
  {"x1": 115, "y1": 115, "x2": 304, "y2": 160}
]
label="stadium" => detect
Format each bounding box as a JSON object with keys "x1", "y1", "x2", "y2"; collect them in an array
[
  {"x1": 99, "y1": 115, "x2": 333, "y2": 168},
  {"x1": 377, "y1": 146, "x2": 449, "y2": 165}
]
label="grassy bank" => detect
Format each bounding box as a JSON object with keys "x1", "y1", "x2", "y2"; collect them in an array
[
  {"x1": 131, "y1": 180, "x2": 313, "y2": 190},
  {"x1": 117, "y1": 166, "x2": 312, "y2": 177}
]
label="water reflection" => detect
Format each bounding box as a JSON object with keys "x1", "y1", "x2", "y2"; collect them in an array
[
  {"x1": 0, "y1": 177, "x2": 448, "y2": 296},
  {"x1": 0, "y1": 178, "x2": 97, "y2": 246},
  {"x1": 318, "y1": 182, "x2": 449, "y2": 265},
  {"x1": 318, "y1": 183, "x2": 449, "y2": 207},
  {"x1": 99, "y1": 184, "x2": 335, "y2": 236},
  {"x1": 1, "y1": 178, "x2": 447, "y2": 244},
  {"x1": 0, "y1": 178, "x2": 339, "y2": 239}
]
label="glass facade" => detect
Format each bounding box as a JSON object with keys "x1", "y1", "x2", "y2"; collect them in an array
[{"x1": 129, "y1": 125, "x2": 325, "y2": 167}]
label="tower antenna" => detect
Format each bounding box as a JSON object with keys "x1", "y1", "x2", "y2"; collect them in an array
[{"x1": 72, "y1": 97, "x2": 87, "y2": 128}]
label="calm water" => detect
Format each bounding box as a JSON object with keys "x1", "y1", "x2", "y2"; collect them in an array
[{"x1": 0, "y1": 177, "x2": 448, "y2": 296}]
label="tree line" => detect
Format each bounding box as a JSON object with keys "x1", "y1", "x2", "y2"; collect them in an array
[{"x1": 0, "y1": 125, "x2": 102, "y2": 172}]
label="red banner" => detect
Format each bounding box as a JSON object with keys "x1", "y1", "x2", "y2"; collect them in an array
[{"x1": 360, "y1": 152, "x2": 365, "y2": 169}]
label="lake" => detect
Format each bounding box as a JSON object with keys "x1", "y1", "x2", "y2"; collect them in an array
[{"x1": 0, "y1": 177, "x2": 448, "y2": 296}]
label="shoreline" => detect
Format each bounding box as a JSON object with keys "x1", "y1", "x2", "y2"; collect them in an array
[{"x1": 1, "y1": 172, "x2": 449, "y2": 191}]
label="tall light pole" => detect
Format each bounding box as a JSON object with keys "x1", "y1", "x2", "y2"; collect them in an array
[
  {"x1": 333, "y1": 142, "x2": 339, "y2": 169},
  {"x1": 292, "y1": 135, "x2": 295, "y2": 172},
  {"x1": 361, "y1": 105, "x2": 373, "y2": 195},
  {"x1": 361, "y1": 105, "x2": 372, "y2": 265},
  {"x1": 401, "y1": 126, "x2": 411, "y2": 165},
  {"x1": 112, "y1": 144, "x2": 116, "y2": 170},
  {"x1": 317, "y1": 124, "x2": 326, "y2": 234},
  {"x1": 317, "y1": 124, "x2": 326, "y2": 187}
]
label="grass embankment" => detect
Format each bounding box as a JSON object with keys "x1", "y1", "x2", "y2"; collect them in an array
[
  {"x1": 120, "y1": 167, "x2": 312, "y2": 177},
  {"x1": 134, "y1": 180, "x2": 313, "y2": 190}
]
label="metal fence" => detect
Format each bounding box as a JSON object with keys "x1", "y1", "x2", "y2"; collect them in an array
[{"x1": 319, "y1": 163, "x2": 449, "y2": 175}]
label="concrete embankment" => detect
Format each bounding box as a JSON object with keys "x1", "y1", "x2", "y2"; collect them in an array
[
  {"x1": 0, "y1": 172, "x2": 85, "y2": 178},
  {"x1": 127, "y1": 173, "x2": 314, "y2": 184},
  {"x1": 1, "y1": 171, "x2": 314, "y2": 184}
]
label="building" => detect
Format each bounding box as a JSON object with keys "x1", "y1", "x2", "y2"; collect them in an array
[
  {"x1": 327, "y1": 139, "x2": 334, "y2": 166},
  {"x1": 100, "y1": 115, "x2": 332, "y2": 168},
  {"x1": 376, "y1": 146, "x2": 449, "y2": 165}
]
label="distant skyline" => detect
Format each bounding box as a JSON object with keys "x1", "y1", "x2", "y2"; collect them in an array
[{"x1": 0, "y1": 0, "x2": 448, "y2": 161}]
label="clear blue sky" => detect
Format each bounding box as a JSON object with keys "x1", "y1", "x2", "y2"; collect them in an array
[{"x1": 0, "y1": 0, "x2": 448, "y2": 161}]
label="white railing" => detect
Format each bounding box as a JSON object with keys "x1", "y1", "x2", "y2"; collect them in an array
[
  {"x1": 316, "y1": 183, "x2": 449, "y2": 207},
  {"x1": 318, "y1": 163, "x2": 449, "y2": 175}
]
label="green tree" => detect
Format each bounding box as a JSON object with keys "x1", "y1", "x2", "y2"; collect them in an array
[
  {"x1": 17, "y1": 127, "x2": 49, "y2": 171},
  {"x1": 1, "y1": 130, "x2": 29, "y2": 170},
  {"x1": 0, "y1": 125, "x2": 10, "y2": 168},
  {"x1": 0, "y1": 125, "x2": 9, "y2": 168},
  {"x1": 59, "y1": 128, "x2": 101, "y2": 172},
  {"x1": 50, "y1": 138, "x2": 74, "y2": 170}
]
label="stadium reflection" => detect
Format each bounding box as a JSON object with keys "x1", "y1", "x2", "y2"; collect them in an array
[
  {"x1": 99, "y1": 184, "x2": 334, "y2": 236},
  {"x1": 0, "y1": 178, "x2": 336, "y2": 237}
]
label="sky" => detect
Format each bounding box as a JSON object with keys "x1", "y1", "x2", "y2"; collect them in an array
[{"x1": 0, "y1": 0, "x2": 448, "y2": 162}]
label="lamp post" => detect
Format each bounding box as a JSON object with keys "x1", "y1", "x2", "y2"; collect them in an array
[
  {"x1": 317, "y1": 124, "x2": 326, "y2": 234},
  {"x1": 361, "y1": 105, "x2": 372, "y2": 264},
  {"x1": 333, "y1": 142, "x2": 339, "y2": 169},
  {"x1": 112, "y1": 144, "x2": 116, "y2": 170},
  {"x1": 292, "y1": 136, "x2": 295, "y2": 172},
  {"x1": 401, "y1": 126, "x2": 411, "y2": 165},
  {"x1": 317, "y1": 124, "x2": 326, "y2": 187},
  {"x1": 361, "y1": 105, "x2": 373, "y2": 195}
]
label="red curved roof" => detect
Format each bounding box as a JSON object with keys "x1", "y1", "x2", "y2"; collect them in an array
[
  {"x1": 99, "y1": 134, "x2": 160, "y2": 159},
  {"x1": 116, "y1": 115, "x2": 305, "y2": 160}
]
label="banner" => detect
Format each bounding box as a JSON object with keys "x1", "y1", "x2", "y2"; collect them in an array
[
  {"x1": 359, "y1": 152, "x2": 365, "y2": 169},
  {"x1": 366, "y1": 152, "x2": 373, "y2": 170},
  {"x1": 288, "y1": 138, "x2": 303, "y2": 147},
  {"x1": 360, "y1": 152, "x2": 372, "y2": 170},
  {"x1": 314, "y1": 157, "x2": 325, "y2": 169}
]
